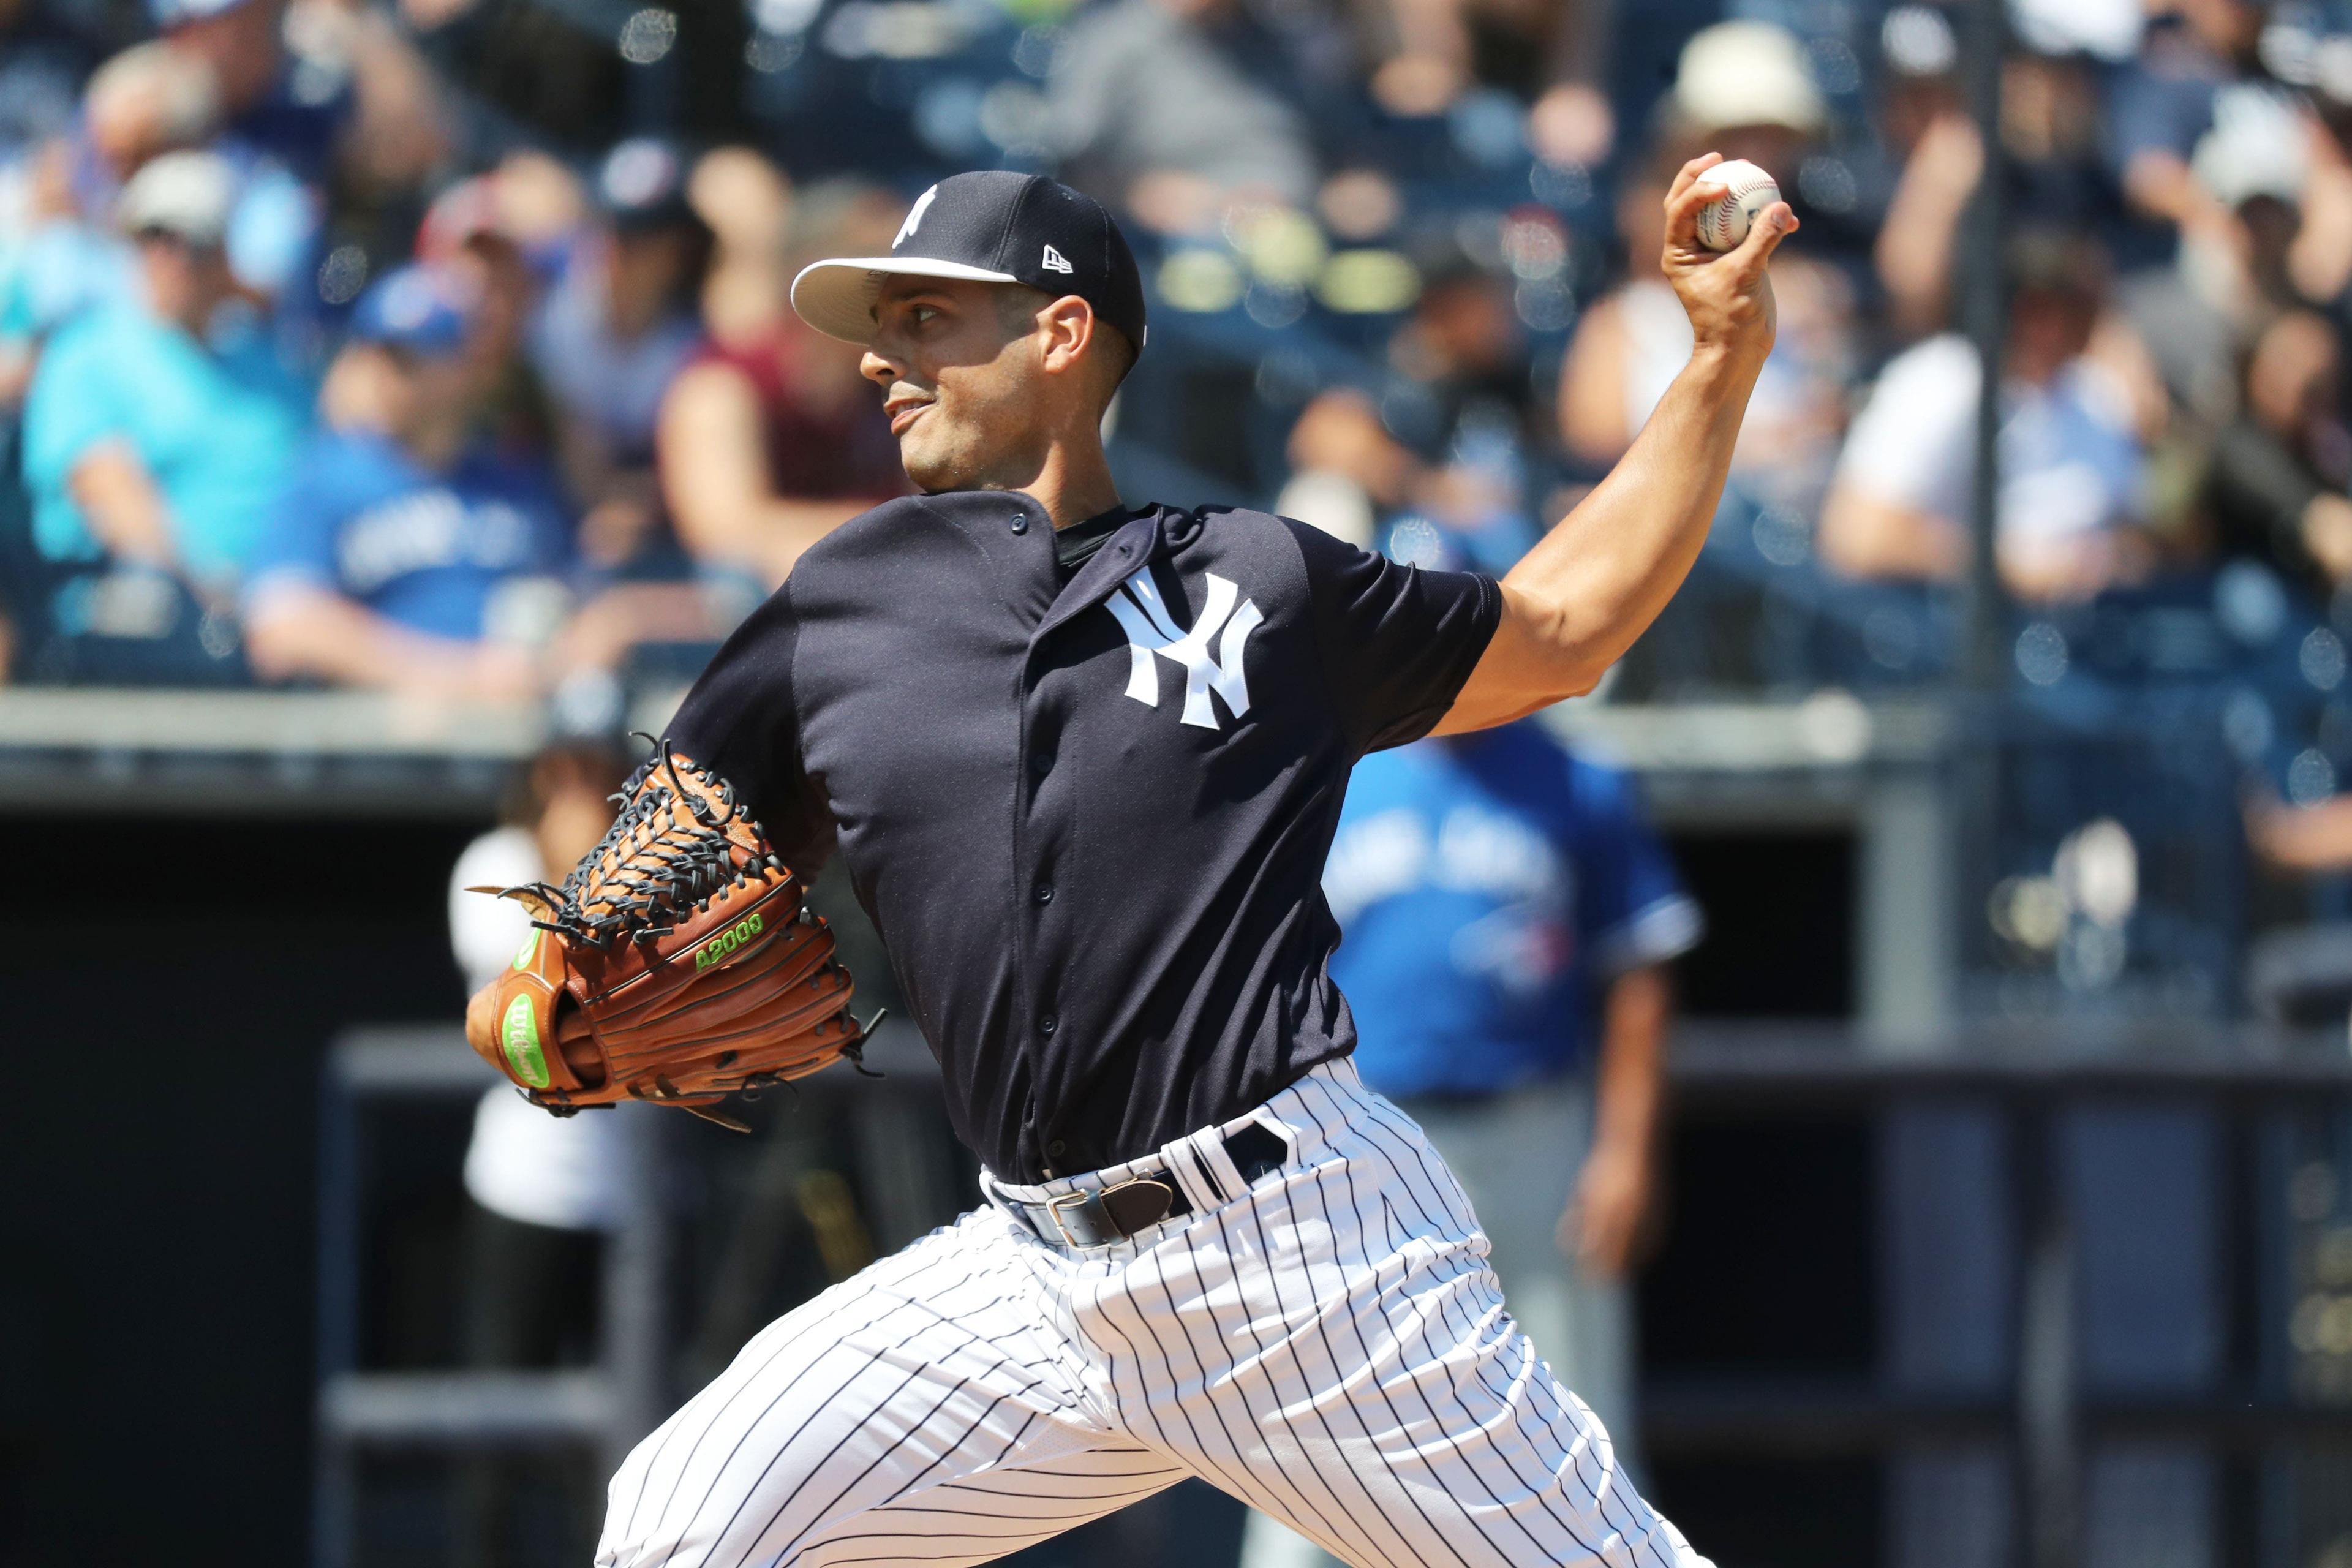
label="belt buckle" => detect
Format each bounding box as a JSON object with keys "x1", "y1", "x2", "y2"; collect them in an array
[{"x1": 1042, "y1": 1188, "x2": 1095, "y2": 1248}]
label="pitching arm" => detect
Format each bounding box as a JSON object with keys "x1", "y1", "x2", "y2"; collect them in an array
[{"x1": 1433, "y1": 153, "x2": 1796, "y2": 734}]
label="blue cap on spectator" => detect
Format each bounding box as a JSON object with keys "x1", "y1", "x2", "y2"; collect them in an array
[
  {"x1": 148, "y1": 0, "x2": 256, "y2": 26},
  {"x1": 349, "y1": 265, "x2": 474, "y2": 357}
]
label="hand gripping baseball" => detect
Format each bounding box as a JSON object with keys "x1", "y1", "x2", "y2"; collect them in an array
[
  {"x1": 1660, "y1": 151, "x2": 1798, "y2": 366},
  {"x1": 462, "y1": 743, "x2": 880, "y2": 1131}
]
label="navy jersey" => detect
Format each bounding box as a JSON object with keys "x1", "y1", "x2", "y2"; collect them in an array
[{"x1": 666, "y1": 492, "x2": 1499, "y2": 1181}]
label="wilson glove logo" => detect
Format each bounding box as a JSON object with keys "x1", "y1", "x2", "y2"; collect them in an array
[
  {"x1": 1105, "y1": 567, "x2": 1262, "y2": 730},
  {"x1": 500, "y1": 994, "x2": 550, "y2": 1088},
  {"x1": 696, "y1": 911, "x2": 765, "y2": 971}
]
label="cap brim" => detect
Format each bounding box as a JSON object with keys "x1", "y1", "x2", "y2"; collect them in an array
[{"x1": 789, "y1": 257, "x2": 1022, "y2": 345}]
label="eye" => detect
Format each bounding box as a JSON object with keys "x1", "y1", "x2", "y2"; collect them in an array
[{"x1": 910, "y1": 304, "x2": 941, "y2": 325}]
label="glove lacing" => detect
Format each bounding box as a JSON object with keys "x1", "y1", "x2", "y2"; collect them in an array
[{"x1": 532, "y1": 744, "x2": 787, "y2": 951}]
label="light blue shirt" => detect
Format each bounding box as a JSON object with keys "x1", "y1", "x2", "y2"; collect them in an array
[{"x1": 20, "y1": 301, "x2": 307, "y2": 583}]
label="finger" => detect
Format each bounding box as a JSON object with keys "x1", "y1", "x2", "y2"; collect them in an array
[
  {"x1": 1662, "y1": 150, "x2": 1724, "y2": 208},
  {"x1": 1727, "y1": 198, "x2": 1798, "y2": 270},
  {"x1": 1663, "y1": 172, "x2": 1727, "y2": 249}
]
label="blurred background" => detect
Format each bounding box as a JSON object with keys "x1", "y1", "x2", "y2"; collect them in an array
[{"x1": 18, "y1": 0, "x2": 2352, "y2": 1562}]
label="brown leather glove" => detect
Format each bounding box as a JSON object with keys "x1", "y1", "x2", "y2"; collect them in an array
[{"x1": 464, "y1": 746, "x2": 872, "y2": 1130}]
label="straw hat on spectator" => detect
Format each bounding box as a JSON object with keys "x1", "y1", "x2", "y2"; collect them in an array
[
  {"x1": 116, "y1": 148, "x2": 236, "y2": 248},
  {"x1": 1672, "y1": 21, "x2": 1826, "y2": 137}
]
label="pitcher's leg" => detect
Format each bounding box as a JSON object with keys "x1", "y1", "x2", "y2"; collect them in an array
[
  {"x1": 1106, "y1": 1063, "x2": 1709, "y2": 1568},
  {"x1": 599, "y1": 1208, "x2": 1183, "y2": 1568},
  {"x1": 1406, "y1": 1081, "x2": 1639, "y2": 1453}
]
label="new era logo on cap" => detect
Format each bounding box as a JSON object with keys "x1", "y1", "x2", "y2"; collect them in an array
[{"x1": 791, "y1": 172, "x2": 1147, "y2": 358}]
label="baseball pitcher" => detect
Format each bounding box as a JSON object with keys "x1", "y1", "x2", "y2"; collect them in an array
[{"x1": 467, "y1": 157, "x2": 1793, "y2": 1567}]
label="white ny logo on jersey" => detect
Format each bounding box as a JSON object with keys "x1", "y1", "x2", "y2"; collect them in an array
[
  {"x1": 893, "y1": 186, "x2": 938, "y2": 249},
  {"x1": 1105, "y1": 568, "x2": 1264, "y2": 729}
]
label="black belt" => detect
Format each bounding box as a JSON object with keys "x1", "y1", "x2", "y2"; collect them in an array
[{"x1": 993, "y1": 1121, "x2": 1292, "y2": 1248}]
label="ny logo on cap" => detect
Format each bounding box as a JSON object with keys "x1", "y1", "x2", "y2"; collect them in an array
[
  {"x1": 1042, "y1": 244, "x2": 1074, "y2": 274},
  {"x1": 1105, "y1": 568, "x2": 1261, "y2": 731},
  {"x1": 893, "y1": 186, "x2": 938, "y2": 250}
]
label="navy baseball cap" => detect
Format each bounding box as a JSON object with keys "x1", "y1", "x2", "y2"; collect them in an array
[
  {"x1": 349, "y1": 265, "x2": 475, "y2": 357},
  {"x1": 791, "y1": 172, "x2": 1147, "y2": 357}
]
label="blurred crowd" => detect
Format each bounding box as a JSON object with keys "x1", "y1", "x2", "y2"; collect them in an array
[{"x1": 23, "y1": 0, "x2": 2352, "y2": 989}]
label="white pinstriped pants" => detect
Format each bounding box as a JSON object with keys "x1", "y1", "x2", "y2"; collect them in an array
[{"x1": 596, "y1": 1058, "x2": 1713, "y2": 1568}]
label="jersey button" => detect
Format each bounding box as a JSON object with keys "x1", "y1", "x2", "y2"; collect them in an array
[
  {"x1": 1030, "y1": 749, "x2": 1052, "y2": 778},
  {"x1": 1009, "y1": 513, "x2": 1029, "y2": 535},
  {"x1": 1035, "y1": 883, "x2": 1054, "y2": 905},
  {"x1": 1047, "y1": 1139, "x2": 1067, "y2": 1158},
  {"x1": 1039, "y1": 1014, "x2": 1058, "y2": 1035}
]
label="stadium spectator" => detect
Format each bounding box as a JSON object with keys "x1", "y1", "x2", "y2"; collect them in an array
[
  {"x1": 19, "y1": 149, "x2": 304, "y2": 615},
  {"x1": 657, "y1": 182, "x2": 906, "y2": 590},
  {"x1": 1241, "y1": 720, "x2": 1702, "y2": 1568},
  {"x1": 81, "y1": 39, "x2": 219, "y2": 184},
  {"x1": 242, "y1": 264, "x2": 567, "y2": 699},
  {"x1": 0, "y1": 40, "x2": 220, "y2": 372},
  {"x1": 2119, "y1": 80, "x2": 2352, "y2": 420},
  {"x1": 687, "y1": 145, "x2": 794, "y2": 349},
  {"x1": 1278, "y1": 228, "x2": 1550, "y2": 574},
  {"x1": 2202, "y1": 309, "x2": 2352, "y2": 597},
  {"x1": 1047, "y1": 0, "x2": 1320, "y2": 233},
  {"x1": 530, "y1": 137, "x2": 707, "y2": 571},
  {"x1": 1307, "y1": 0, "x2": 1615, "y2": 162},
  {"x1": 1871, "y1": 9, "x2": 1980, "y2": 345},
  {"x1": 1818, "y1": 230, "x2": 2152, "y2": 603},
  {"x1": 2110, "y1": 0, "x2": 2285, "y2": 263},
  {"x1": 410, "y1": 169, "x2": 560, "y2": 462}
]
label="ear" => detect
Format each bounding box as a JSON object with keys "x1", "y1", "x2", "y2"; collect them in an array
[{"x1": 1036, "y1": 295, "x2": 1096, "y2": 377}]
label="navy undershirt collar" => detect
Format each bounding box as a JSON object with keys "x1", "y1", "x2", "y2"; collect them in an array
[{"x1": 1054, "y1": 503, "x2": 1147, "y2": 576}]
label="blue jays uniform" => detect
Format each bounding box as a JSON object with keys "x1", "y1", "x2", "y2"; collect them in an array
[
  {"x1": 1327, "y1": 724, "x2": 1703, "y2": 1098},
  {"x1": 244, "y1": 431, "x2": 571, "y2": 639}
]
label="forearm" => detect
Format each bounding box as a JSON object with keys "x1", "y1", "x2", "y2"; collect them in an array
[
  {"x1": 1497, "y1": 344, "x2": 1762, "y2": 698},
  {"x1": 68, "y1": 443, "x2": 178, "y2": 568},
  {"x1": 247, "y1": 590, "x2": 497, "y2": 689},
  {"x1": 1442, "y1": 152, "x2": 1792, "y2": 731},
  {"x1": 1591, "y1": 963, "x2": 1670, "y2": 1160}
]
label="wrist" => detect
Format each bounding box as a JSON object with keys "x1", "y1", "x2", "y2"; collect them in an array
[{"x1": 1687, "y1": 336, "x2": 1771, "y2": 381}]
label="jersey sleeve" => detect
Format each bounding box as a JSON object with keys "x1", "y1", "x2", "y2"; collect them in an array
[
  {"x1": 663, "y1": 582, "x2": 835, "y2": 870},
  {"x1": 1569, "y1": 757, "x2": 1704, "y2": 979},
  {"x1": 1286, "y1": 518, "x2": 1502, "y2": 755}
]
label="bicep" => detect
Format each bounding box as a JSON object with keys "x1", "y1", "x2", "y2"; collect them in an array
[
  {"x1": 1429, "y1": 578, "x2": 1594, "y2": 735},
  {"x1": 1292, "y1": 521, "x2": 1504, "y2": 752}
]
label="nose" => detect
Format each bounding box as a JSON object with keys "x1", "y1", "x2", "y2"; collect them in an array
[{"x1": 859, "y1": 347, "x2": 896, "y2": 387}]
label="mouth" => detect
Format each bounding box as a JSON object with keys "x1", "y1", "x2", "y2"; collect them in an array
[{"x1": 886, "y1": 398, "x2": 932, "y2": 436}]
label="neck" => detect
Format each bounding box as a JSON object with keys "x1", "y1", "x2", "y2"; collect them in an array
[{"x1": 992, "y1": 433, "x2": 1121, "y2": 530}]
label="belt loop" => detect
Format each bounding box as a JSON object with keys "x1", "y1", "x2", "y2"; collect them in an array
[
  {"x1": 1188, "y1": 1125, "x2": 1250, "y2": 1205},
  {"x1": 1159, "y1": 1134, "x2": 1225, "y2": 1212}
]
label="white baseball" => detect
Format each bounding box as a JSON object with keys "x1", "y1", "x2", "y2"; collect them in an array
[{"x1": 1694, "y1": 159, "x2": 1781, "y2": 252}]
